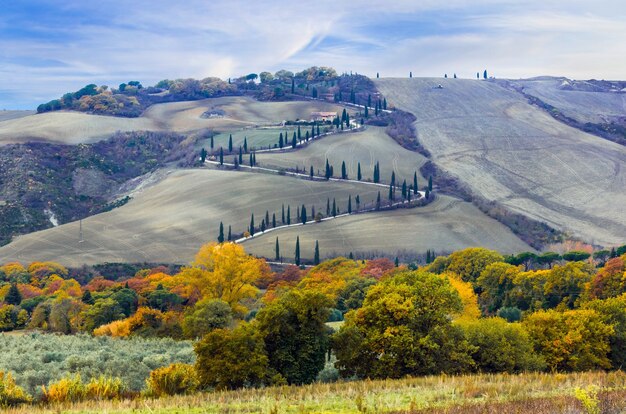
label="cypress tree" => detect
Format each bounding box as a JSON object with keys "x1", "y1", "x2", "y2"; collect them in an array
[
  {"x1": 341, "y1": 161, "x2": 347, "y2": 179},
  {"x1": 249, "y1": 214, "x2": 255, "y2": 236},
  {"x1": 228, "y1": 134, "x2": 233, "y2": 152},
  {"x1": 233, "y1": 156, "x2": 239, "y2": 169},
  {"x1": 314, "y1": 240, "x2": 320, "y2": 265},
  {"x1": 391, "y1": 171, "x2": 396, "y2": 187},
  {"x1": 357, "y1": 162, "x2": 362, "y2": 180},
  {"x1": 218, "y1": 222, "x2": 224, "y2": 243},
  {"x1": 228, "y1": 225, "x2": 232, "y2": 241},
  {"x1": 367, "y1": 94, "x2": 372, "y2": 108},
  {"x1": 210, "y1": 135, "x2": 214, "y2": 149},
  {"x1": 200, "y1": 147, "x2": 207, "y2": 163},
  {"x1": 376, "y1": 72, "x2": 379, "y2": 78},
  {"x1": 311, "y1": 125, "x2": 315, "y2": 138},
  {"x1": 249, "y1": 152, "x2": 253, "y2": 166},
  {"x1": 484, "y1": 69, "x2": 488, "y2": 79},
  {"x1": 356, "y1": 194, "x2": 360, "y2": 210},
  {"x1": 275, "y1": 237, "x2": 280, "y2": 261},
  {"x1": 410, "y1": 71, "x2": 412, "y2": 78},
  {"x1": 272, "y1": 213, "x2": 276, "y2": 228},
  {"x1": 402, "y1": 180, "x2": 407, "y2": 199},
  {"x1": 252, "y1": 152, "x2": 256, "y2": 166},
  {"x1": 348, "y1": 195, "x2": 352, "y2": 214},
  {"x1": 291, "y1": 77, "x2": 295, "y2": 93},
  {"x1": 376, "y1": 191, "x2": 381, "y2": 210},
  {"x1": 425, "y1": 188, "x2": 430, "y2": 199},
  {"x1": 349, "y1": 252, "x2": 354, "y2": 259},
  {"x1": 310, "y1": 165, "x2": 314, "y2": 179},
  {"x1": 295, "y1": 236, "x2": 301, "y2": 266},
  {"x1": 287, "y1": 206, "x2": 291, "y2": 225},
  {"x1": 297, "y1": 125, "x2": 301, "y2": 140},
  {"x1": 364, "y1": 105, "x2": 369, "y2": 118},
  {"x1": 332, "y1": 198, "x2": 337, "y2": 217},
  {"x1": 265, "y1": 210, "x2": 270, "y2": 226},
  {"x1": 279, "y1": 132, "x2": 284, "y2": 148},
  {"x1": 292, "y1": 132, "x2": 297, "y2": 148},
  {"x1": 388, "y1": 183, "x2": 393, "y2": 201},
  {"x1": 414, "y1": 172, "x2": 418, "y2": 193},
  {"x1": 407, "y1": 188, "x2": 412, "y2": 203},
  {"x1": 395, "y1": 257, "x2": 399, "y2": 267},
  {"x1": 305, "y1": 130, "x2": 310, "y2": 141},
  {"x1": 5, "y1": 283, "x2": 21, "y2": 305},
  {"x1": 238, "y1": 146, "x2": 243, "y2": 164},
  {"x1": 326, "y1": 198, "x2": 330, "y2": 216},
  {"x1": 261, "y1": 219, "x2": 266, "y2": 232},
  {"x1": 282, "y1": 204, "x2": 285, "y2": 224},
  {"x1": 243, "y1": 137, "x2": 248, "y2": 153},
  {"x1": 219, "y1": 147, "x2": 224, "y2": 165},
  {"x1": 383, "y1": 98, "x2": 387, "y2": 110},
  {"x1": 300, "y1": 205, "x2": 307, "y2": 224},
  {"x1": 81, "y1": 289, "x2": 94, "y2": 305},
  {"x1": 428, "y1": 176, "x2": 433, "y2": 191},
  {"x1": 341, "y1": 109, "x2": 347, "y2": 124},
  {"x1": 325, "y1": 159, "x2": 331, "y2": 180}
]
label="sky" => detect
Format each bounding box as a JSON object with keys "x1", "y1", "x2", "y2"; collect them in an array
[{"x1": 1, "y1": 0, "x2": 625, "y2": 109}]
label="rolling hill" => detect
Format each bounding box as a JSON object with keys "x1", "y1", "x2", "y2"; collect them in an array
[
  {"x1": 0, "y1": 96, "x2": 347, "y2": 145},
  {"x1": 0, "y1": 167, "x2": 531, "y2": 266},
  {"x1": 375, "y1": 77, "x2": 626, "y2": 246}
]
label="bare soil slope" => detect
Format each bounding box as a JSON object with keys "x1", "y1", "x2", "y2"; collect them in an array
[{"x1": 375, "y1": 78, "x2": 626, "y2": 245}]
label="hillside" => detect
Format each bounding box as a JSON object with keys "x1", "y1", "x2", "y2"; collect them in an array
[
  {"x1": 0, "y1": 167, "x2": 532, "y2": 266},
  {"x1": 0, "y1": 96, "x2": 346, "y2": 145},
  {"x1": 375, "y1": 77, "x2": 626, "y2": 246}
]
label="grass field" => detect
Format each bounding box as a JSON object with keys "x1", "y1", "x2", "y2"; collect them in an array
[
  {"x1": 0, "y1": 96, "x2": 348, "y2": 145},
  {"x1": 242, "y1": 194, "x2": 531, "y2": 260},
  {"x1": 206, "y1": 126, "x2": 299, "y2": 152},
  {"x1": 256, "y1": 126, "x2": 429, "y2": 183},
  {"x1": 5, "y1": 371, "x2": 625, "y2": 413},
  {"x1": 375, "y1": 77, "x2": 626, "y2": 246}
]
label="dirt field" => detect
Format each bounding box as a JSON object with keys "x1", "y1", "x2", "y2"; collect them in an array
[
  {"x1": 256, "y1": 126, "x2": 429, "y2": 183},
  {"x1": 242, "y1": 194, "x2": 531, "y2": 260},
  {"x1": 0, "y1": 169, "x2": 382, "y2": 266},
  {"x1": 511, "y1": 77, "x2": 626, "y2": 124},
  {"x1": 0, "y1": 97, "x2": 348, "y2": 145},
  {"x1": 375, "y1": 78, "x2": 626, "y2": 246}
]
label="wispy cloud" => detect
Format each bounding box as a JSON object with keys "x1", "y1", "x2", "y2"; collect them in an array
[{"x1": 0, "y1": 0, "x2": 624, "y2": 109}]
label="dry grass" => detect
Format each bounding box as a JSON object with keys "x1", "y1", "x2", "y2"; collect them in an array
[
  {"x1": 375, "y1": 78, "x2": 626, "y2": 246},
  {"x1": 4, "y1": 371, "x2": 625, "y2": 413}
]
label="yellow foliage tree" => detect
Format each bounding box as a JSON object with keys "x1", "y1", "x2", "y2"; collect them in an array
[
  {"x1": 177, "y1": 243, "x2": 266, "y2": 314},
  {"x1": 445, "y1": 273, "x2": 481, "y2": 320}
]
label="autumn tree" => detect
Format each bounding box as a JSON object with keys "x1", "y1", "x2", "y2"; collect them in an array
[
  {"x1": 523, "y1": 309, "x2": 613, "y2": 371},
  {"x1": 177, "y1": 243, "x2": 266, "y2": 315},
  {"x1": 182, "y1": 299, "x2": 233, "y2": 339},
  {"x1": 256, "y1": 289, "x2": 332, "y2": 384},
  {"x1": 445, "y1": 248, "x2": 504, "y2": 283},
  {"x1": 333, "y1": 270, "x2": 474, "y2": 379},
  {"x1": 194, "y1": 323, "x2": 269, "y2": 390}
]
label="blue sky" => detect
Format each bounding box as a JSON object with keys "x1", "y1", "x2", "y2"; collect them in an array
[{"x1": 1, "y1": 0, "x2": 625, "y2": 109}]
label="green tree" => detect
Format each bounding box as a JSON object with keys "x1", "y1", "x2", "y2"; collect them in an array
[
  {"x1": 200, "y1": 148, "x2": 207, "y2": 163},
  {"x1": 228, "y1": 134, "x2": 233, "y2": 152},
  {"x1": 301, "y1": 205, "x2": 307, "y2": 225},
  {"x1": 275, "y1": 237, "x2": 280, "y2": 261},
  {"x1": 446, "y1": 247, "x2": 504, "y2": 283},
  {"x1": 341, "y1": 161, "x2": 347, "y2": 179},
  {"x1": 210, "y1": 135, "x2": 214, "y2": 149},
  {"x1": 291, "y1": 132, "x2": 297, "y2": 149},
  {"x1": 219, "y1": 147, "x2": 224, "y2": 165},
  {"x1": 81, "y1": 290, "x2": 94, "y2": 305},
  {"x1": 428, "y1": 176, "x2": 433, "y2": 191},
  {"x1": 147, "y1": 285, "x2": 182, "y2": 312},
  {"x1": 249, "y1": 214, "x2": 255, "y2": 236},
  {"x1": 183, "y1": 299, "x2": 233, "y2": 339},
  {"x1": 227, "y1": 225, "x2": 232, "y2": 241},
  {"x1": 347, "y1": 195, "x2": 352, "y2": 214},
  {"x1": 238, "y1": 146, "x2": 243, "y2": 164},
  {"x1": 483, "y1": 69, "x2": 488, "y2": 79},
  {"x1": 279, "y1": 132, "x2": 284, "y2": 149},
  {"x1": 287, "y1": 206, "x2": 291, "y2": 225},
  {"x1": 562, "y1": 251, "x2": 591, "y2": 262},
  {"x1": 333, "y1": 270, "x2": 474, "y2": 378},
  {"x1": 256, "y1": 290, "x2": 332, "y2": 384},
  {"x1": 194, "y1": 323, "x2": 269, "y2": 390},
  {"x1": 5, "y1": 284, "x2": 21, "y2": 306},
  {"x1": 243, "y1": 137, "x2": 248, "y2": 153},
  {"x1": 357, "y1": 162, "x2": 362, "y2": 180}
]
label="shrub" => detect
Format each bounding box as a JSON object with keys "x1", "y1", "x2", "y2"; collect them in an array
[
  {"x1": 41, "y1": 374, "x2": 86, "y2": 403},
  {"x1": 0, "y1": 371, "x2": 32, "y2": 407},
  {"x1": 145, "y1": 363, "x2": 198, "y2": 397},
  {"x1": 85, "y1": 376, "x2": 125, "y2": 400},
  {"x1": 497, "y1": 306, "x2": 522, "y2": 322}
]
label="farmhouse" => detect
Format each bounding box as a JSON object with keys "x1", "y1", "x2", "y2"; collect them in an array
[{"x1": 311, "y1": 111, "x2": 337, "y2": 122}]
